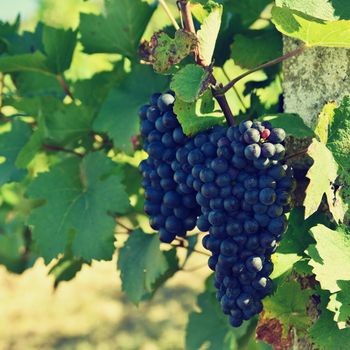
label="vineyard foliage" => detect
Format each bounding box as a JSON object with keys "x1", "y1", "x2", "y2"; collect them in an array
[{"x1": 0, "y1": 0, "x2": 349, "y2": 349}]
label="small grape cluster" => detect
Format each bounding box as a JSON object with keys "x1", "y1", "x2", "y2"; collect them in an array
[
  {"x1": 139, "y1": 92, "x2": 200, "y2": 243},
  {"x1": 139, "y1": 92, "x2": 295, "y2": 327}
]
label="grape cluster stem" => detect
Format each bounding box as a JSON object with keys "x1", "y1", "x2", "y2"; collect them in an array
[
  {"x1": 56, "y1": 74, "x2": 75, "y2": 101},
  {"x1": 42, "y1": 144, "x2": 84, "y2": 158},
  {"x1": 159, "y1": 0, "x2": 306, "y2": 128}
]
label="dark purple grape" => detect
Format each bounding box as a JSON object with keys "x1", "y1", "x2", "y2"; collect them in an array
[
  {"x1": 272, "y1": 143, "x2": 285, "y2": 160},
  {"x1": 239, "y1": 120, "x2": 253, "y2": 133},
  {"x1": 269, "y1": 128, "x2": 286, "y2": 143},
  {"x1": 259, "y1": 188, "x2": 276, "y2": 205},
  {"x1": 259, "y1": 175, "x2": 277, "y2": 189},
  {"x1": 244, "y1": 129, "x2": 260, "y2": 144},
  {"x1": 261, "y1": 143, "x2": 276, "y2": 158},
  {"x1": 244, "y1": 144, "x2": 261, "y2": 160},
  {"x1": 253, "y1": 157, "x2": 270, "y2": 170}
]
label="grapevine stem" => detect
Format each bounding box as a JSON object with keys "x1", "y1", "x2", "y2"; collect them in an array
[
  {"x1": 212, "y1": 87, "x2": 236, "y2": 126},
  {"x1": 217, "y1": 45, "x2": 306, "y2": 96},
  {"x1": 177, "y1": 0, "x2": 235, "y2": 126},
  {"x1": 117, "y1": 221, "x2": 134, "y2": 233},
  {"x1": 159, "y1": 0, "x2": 180, "y2": 30},
  {"x1": 177, "y1": 0, "x2": 196, "y2": 33},
  {"x1": 171, "y1": 243, "x2": 211, "y2": 257},
  {"x1": 42, "y1": 144, "x2": 84, "y2": 157},
  {"x1": 57, "y1": 75, "x2": 74, "y2": 101}
]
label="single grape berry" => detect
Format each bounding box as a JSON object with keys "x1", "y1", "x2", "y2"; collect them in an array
[
  {"x1": 259, "y1": 188, "x2": 276, "y2": 205},
  {"x1": 244, "y1": 144, "x2": 261, "y2": 160},
  {"x1": 239, "y1": 120, "x2": 253, "y2": 133},
  {"x1": 261, "y1": 143, "x2": 276, "y2": 158},
  {"x1": 157, "y1": 93, "x2": 175, "y2": 112},
  {"x1": 243, "y1": 129, "x2": 260, "y2": 144},
  {"x1": 261, "y1": 128, "x2": 270, "y2": 140},
  {"x1": 269, "y1": 128, "x2": 286, "y2": 143}
]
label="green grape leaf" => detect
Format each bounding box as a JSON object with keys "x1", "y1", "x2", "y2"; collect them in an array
[
  {"x1": 0, "y1": 52, "x2": 49, "y2": 73},
  {"x1": 275, "y1": 0, "x2": 350, "y2": 20},
  {"x1": 93, "y1": 64, "x2": 168, "y2": 153},
  {"x1": 48, "y1": 256, "x2": 85, "y2": 288},
  {"x1": 231, "y1": 30, "x2": 282, "y2": 69},
  {"x1": 260, "y1": 114, "x2": 314, "y2": 138},
  {"x1": 0, "y1": 120, "x2": 31, "y2": 186},
  {"x1": 79, "y1": 0, "x2": 154, "y2": 57},
  {"x1": 16, "y1": 127, "x2": 44, "y2": 168},
  {"x1": 277, "y1": 208, "x2": 329, "y2": 255},
  {"x1": 263, "y1": 280, "x2": 312, "y2": 333},
  {"x1": 142, "y1": 248, "x2": 180, "y2": 301},
  {"x1": 272, "y1": 6, "x2": 350, "y2": 48},
  {"x1": 332, "y1": 280, "x2": 350, "y2": 324},
  {"x1": 115, "y1": 162, "x2": 142, "y2": 198},
  {"x1": 117, "y1": 230, "x2": 171, "y2": 304},
  {"x1": 0, "y1": 207, "x2": 33, "y2": 274},
  {"x1": 229, "y1": 0, "x2": 272, "y2": 27},
  {"x1": 184, "y1": 234, "x2": 199, "y2": 264},
  {"x1": 174, "y1": 91, "x2": 225, "y2": 136},
  {"x1": 294, "y1": 258, "x2": 314, "y2": 275},
  {"x1": 140, "y1": 30, "x2": 198, "y2": 74},
  {"x1": 197, "y1": 5, "x2": 223, "y2": 66},
  {"x1": 0, "y1": 15, "x2": 20, "y2": 39},
  {"x1": 170, "y1": 64, "x2": 211, "y2": 103},
  {"x1": 11, "y1": 72, "x2": 63, "y2": 99},
  {"x1": 17, "y1": 99, "x2": 95, "y2": 167},
  {"x1": 27, "y1": 152, "x2": 130, "y2": 263},
  {"x1": 307, "y1": 225, "x2": 350, "y2": 293},
  {"x1": 310, "y1": 292, "x2": 350, "y2": 350},
  {"x1": 6, "y1": 22, "x2": 44, "y2": 55},
  {"x1": 186, "y1": 283, "x2": 236, "y2": 350},
  {"x1": 270, "y1": 252, "x2": 301, "y2": 280},
  {"x1": 304, "y1": 139, "x2": 347, "y2": 222},
  {"x1": 327, "y1": 96, "x2": 350, "y2": 168},
  {"x1": 42, "y1": 26, "x2": 77, "y2": 74},
  {"x1": 73, "y1": 64, "x2": 125, "y2": 112},
  {"x1": 314, "y1": 101, "x2": 336, "y2": 144},
  {"x1": 40, "y1": 101, "x2": 95, "y2": 146}
]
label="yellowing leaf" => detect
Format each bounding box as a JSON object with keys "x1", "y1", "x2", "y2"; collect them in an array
[
  {"x1": 304, "y1": 139, "x2": 347, "y2": 222},
  {"x1": 197, "y1": 5, "x2": 223, "y2": 66},
  {"x1": 272, "y1": 6, "x2": 350, "y2": 48},
  {"x1": 308, "y1": 225, "x2": 350, "y2": 293},
  {"x1": 310, "y1": 291, "x2": 350, "y2": 350},
  {"x1": 314, "y1": 101, "x2": 336, "y2": 144},
  {"x1": 141, "y1": 30, "x2": 198, "y2": 73}
]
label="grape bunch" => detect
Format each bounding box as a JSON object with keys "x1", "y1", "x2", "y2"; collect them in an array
[
  {"x1": 193, "y1": 121, "x2": 295, "y2": 327},
  {"x1": 139, "y1": 92, "x2": 295, "y2": 327},
  {"x1": 139, "y1": 92, "x2": 200, "y2": 243}
]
